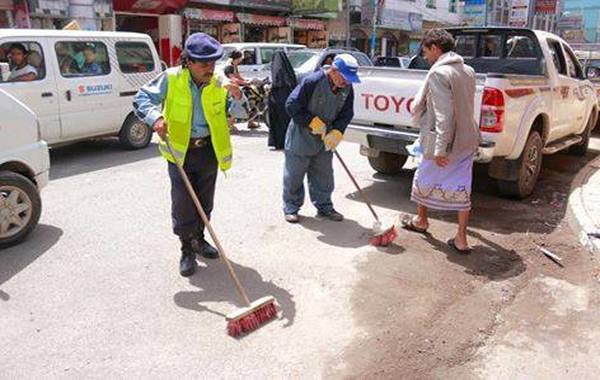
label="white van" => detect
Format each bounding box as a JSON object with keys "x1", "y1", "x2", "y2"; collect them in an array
[
  {"x1": 0, "y1": 29, "x2": 162, "y2": 150},
  {"x1": 218, "y1": 42, "x2": 305, "y2": 78},
  {"x1": 0, "y1": 89, "x2": 50, "y2": 248}
]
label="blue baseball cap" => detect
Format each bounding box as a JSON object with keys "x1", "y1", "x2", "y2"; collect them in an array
[
  {"x1": 332, "y1": 54, "x2": 360, "y2": 84},
  {"x1": 185, "y1": 33, "x2": 223, "y2": 62}
]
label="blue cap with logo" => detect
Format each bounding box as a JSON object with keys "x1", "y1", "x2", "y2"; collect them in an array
[
  {"x1": 185, "y1": 32, "x2": 223, "y2": 62},
  {"x1": 332, "y1": 54, "x2": 360, "y2": 84}
]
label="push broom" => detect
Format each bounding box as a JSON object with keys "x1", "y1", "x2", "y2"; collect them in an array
[
  {"x1": 164, "y1": 138, "x2": 277, "y2": 337},
  {"x1": 325, "y1": 135, "x2": 398, "y2": 246}
]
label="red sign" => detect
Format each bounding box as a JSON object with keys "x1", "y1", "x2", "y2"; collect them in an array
[
  {"x1": 288, "y1": 18, "x2": 325, "y2": 31},
  {"x1": 535, "y1": 0, "x2": 556, "y2": 14},
  {"x1": 184, "y1": 8, "x2": 234, "y2": 22},
  {"x1": 236, "y1": 13, "x2": 286, "y2": 26},
  {"x1": 113, "y1": 0, "x2": 187, "y2": 14}
]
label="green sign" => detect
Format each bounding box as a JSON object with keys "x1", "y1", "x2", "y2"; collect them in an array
[{"x1": 292, "y1": 0, "x2": 340, "y2": 14}]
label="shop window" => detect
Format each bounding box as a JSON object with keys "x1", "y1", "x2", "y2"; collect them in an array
[
  {"x1": 55, "y1": 41, "x2": 110, "y2": 78},
  {"x1": 0, "y1": 41, "x2": 46, "y2": 83},
  {"x1": 480, "y1": 35, "x2": 502, "y2": 58},
  {"x1": 116, "y1": 42, "x2": 155, "y2": 74}
]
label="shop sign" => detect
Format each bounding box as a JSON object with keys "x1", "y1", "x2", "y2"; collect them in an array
[
  {"x1": 287, "y1": 18, "x2": 325, "y2": 30},
  {"x1": 463, "y1": 0, "x2": 485, "y2": 26},
  {"x1": 236, "y1": 13, "x2": 286, "y2": 26},
  {"x1": 360, "y1": 0, "x2": 422, "y2": 32},
  {"x1": 184, "y1": 8, "x2": 234, "y2": 22},
  {"x1": 535, "y1": 0, "x2": 556, "y2": 14},
  {"x1": 231, "y1": 0, "x2": 291, "y2": 11},
  {"x1": 508, "y1": 0, "x2": 529, "y2": 28},
  {"x1": 0, "y1": 0, "x2": 13, "y2": 11},
  {"x1": 292, "y1": 0, "x2": 340, "y2": 15}
]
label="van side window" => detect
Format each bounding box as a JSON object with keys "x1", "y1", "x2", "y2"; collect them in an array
[
  {"x1": 563, "y1": 44, "x2": 583, "y2": 79},
  {"x1": 55, "y1": 41, "x2": 110, "y2": 78},
  {"x1": 241, "y1": 49, "x2": 257, "y2": 65},
  {"x1": 0, "y1": 41, "x2": 46, "y2": 83},
  {"x1": 547, "y1": 40, "x2": 567, "y2": 75},
  {"x1": 116, "y1": 42, "x2": 155, "y2": 73}
]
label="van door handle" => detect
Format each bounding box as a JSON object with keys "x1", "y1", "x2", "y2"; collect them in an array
[
  {"x1": 65, "y1": 90, "x2": 71, "y2": 101},
  {"x1": 41, "y1": 92, "x2": 53, "y2": 98}
]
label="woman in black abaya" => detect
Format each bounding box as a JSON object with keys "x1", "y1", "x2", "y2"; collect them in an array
[{"x1": 268, "y1": 50, "x2": 297, "y2": 150}]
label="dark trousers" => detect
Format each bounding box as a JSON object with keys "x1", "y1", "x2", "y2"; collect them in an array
[{"x1": 168, "y1": 142, "x2": 218, "y2": 239}]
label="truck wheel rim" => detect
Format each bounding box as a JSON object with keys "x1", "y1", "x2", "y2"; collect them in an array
[
  {"x1": 524, "y1": 145, "x2": 540, "y2": 186},
  {"x1": 130, "y1": 121, "x2": 149, "y2": 145},
  {"x1": 0, "y1": 186, "x2": 33, "y2": 239}
]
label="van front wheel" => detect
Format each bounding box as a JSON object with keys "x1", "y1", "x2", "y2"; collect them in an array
[
  {"x1": 0, "y1": 171, "x2": 42, "y2": 249},
  {"x1": 119, "y1": 115, "x2": 152, "y2": 150}
]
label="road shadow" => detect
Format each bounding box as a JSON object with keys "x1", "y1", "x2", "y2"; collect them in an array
[
  {"x1": 173, "y1": 258, "x2": 295, "y2": 329},
  {"x1": 299, "y1": 216, "x2": 374, "y2": 249},
  {"x1": 346, "y1": 150, "x2": 599, "y2": 235},
  {"x1": 230, "y1": 128, "x2": 269, "y2": 138},
  {"x1": 0, "y1": 224, "x2": 63, "y2": 301},
  {"x1": 421, "y1": 230, "x2": 526, "y2": 281},
  {"x1": 49, "y1": 139, "x2": 159, "y2": 180}
]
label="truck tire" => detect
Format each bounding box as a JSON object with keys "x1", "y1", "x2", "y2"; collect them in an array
[
  {"x1": 0, "y1": 171, "x2": 42, "y2": 249},
  {"x1": 497, "y1": 131, "x2": 543, "y2": 199},
  {"x1": 368, "y1": 152, "x2": 408, "y2": 175},
  {"x1": 569, "y1": 114, "x2": 593, "y2": 156},
  {"x1": 119, "y1": 114, "x2": 152, "y2": 150}
]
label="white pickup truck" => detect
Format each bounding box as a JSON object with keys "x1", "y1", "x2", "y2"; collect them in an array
[{"x1": 345, "y1": 28, "x2": 598, "y2": 199}]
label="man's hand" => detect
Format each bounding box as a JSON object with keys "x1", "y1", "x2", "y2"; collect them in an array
[
  {"x1": 323, "y1": 129, "x2": 343, "y2": 151},
  {"x1": 434, "y1": 156, "x2": 449, "y2": 168},
  {"x1": 225, "y1": 84, "x2": 241, "y2": 100},
  {"x1": 153, "y1": 117, "x2": 167, "y2": 140},
  {"x1": 309, "y1": 117, "x2": 327, "y2": 135}
]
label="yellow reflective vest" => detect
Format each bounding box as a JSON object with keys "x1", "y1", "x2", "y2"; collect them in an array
[{"x1": 159, "y1": 67, "x2": 232, "y2": 172}]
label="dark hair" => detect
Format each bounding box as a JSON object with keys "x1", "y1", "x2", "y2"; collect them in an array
[
  {"x1": 9, "y1": 43, "x2": 28, "y2": 54},
  {"x1": 83, "y1": 43, "x2": 96, "y2": 53},
  {"x1": 421, "y1": 29, "x2": 455, "y2": 53},
  {"x1": 229, "y1": 50, "x2": 243, "y2": 60}
]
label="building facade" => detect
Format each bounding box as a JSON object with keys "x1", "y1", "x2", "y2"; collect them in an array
[{"x1": 560, "y1": 0, "x2": 600, "y2": 43}]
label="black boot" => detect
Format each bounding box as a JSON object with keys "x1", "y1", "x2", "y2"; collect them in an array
[
  {"x1": 179, "y1": 237, "x2": 197, "y2": 277},
  {"x1": 198, "y1": 238, "x2": 219, "y2": 259}
]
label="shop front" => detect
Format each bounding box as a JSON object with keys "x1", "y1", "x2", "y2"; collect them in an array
[
  {"x1": 236, "y1": 13, "x2": 287, "y2": 43},
  {"x1": 183, "y1": 7, "x2": 235, "y2": 41},
  {"x1": 289, "y1": 17, "x2": 327, "y2": 48},
  {"x1": 0, "y1": 0, "x2": 14, "y2": 28}
]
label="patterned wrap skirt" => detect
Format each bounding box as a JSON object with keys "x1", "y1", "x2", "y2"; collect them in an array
[{"x1": 410, "y1": 150, "x2": 475, "y2": 211}]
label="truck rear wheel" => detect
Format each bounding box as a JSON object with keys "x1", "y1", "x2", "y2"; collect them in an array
[
  {"x1": 497, "y1": 131, "x2": 543, "y2": 199},
  {"x1": 368, "y1": 152, "x2": 408, "y2": 175}
]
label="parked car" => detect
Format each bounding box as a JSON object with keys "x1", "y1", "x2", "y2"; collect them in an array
[
  {"x1": 374, "y1": 56, "x2": 411, "y2": 69},
  {"x1": 344, "y1": 27, "x2": 599, "y2": 199},
  {"x1": 0, "y1": 29, "x2": 161, "y2": 150},
  {"x1": 285, "y1": 47, "x2": 373, "y2": 82},
  {"x1": 0, "y1": 89, "x2": 50, "y2": 248},
  {"x1": 217, "y1": 42, "x2": 305, "y2": 79},
  {"x1": 575, "y1": 50, "x2": 600, "y2": 129}
]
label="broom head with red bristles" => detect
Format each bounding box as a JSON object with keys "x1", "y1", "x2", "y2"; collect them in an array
[
  {"x1": 226, "y1": 296, "x2": 278, "y2": 337},
  {"x1": 369, "y1": 220, "x2": 399, "y2": 247}
]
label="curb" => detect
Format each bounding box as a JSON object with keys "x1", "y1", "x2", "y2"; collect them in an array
[{"x1": 567, "y1": 155, "x2": 600, "y2": 254}]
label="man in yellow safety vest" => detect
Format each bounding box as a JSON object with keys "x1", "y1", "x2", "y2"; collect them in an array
[{"x1": 134, "y1": 33, "x2": 240, "y2": 277}]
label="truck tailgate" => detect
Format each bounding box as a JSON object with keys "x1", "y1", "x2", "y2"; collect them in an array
[{"x1": 353, "y1": 66, "x2": 486, "y2": 128}]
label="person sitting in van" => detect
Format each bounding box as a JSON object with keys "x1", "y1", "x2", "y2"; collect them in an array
[
  {"x1": 80, "y1": 44, "x2": 103, "y2": 75},
  {"x1": 8, "y1": 43, "x2": 37, "y2": 82},
  {"x1": 223, "y1": 50, "x2": 250, "y2": 86}
]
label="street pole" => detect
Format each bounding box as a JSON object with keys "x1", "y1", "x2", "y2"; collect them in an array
[
  {"x1": 345, "y1": 0, "x2": 351, "y2": 48},
  {"x1": 370, "y1": 0, "x2": 378, "y2": 58},
  {"x1": 484, "y1": 0, "x2": 488, "y2": 27}
]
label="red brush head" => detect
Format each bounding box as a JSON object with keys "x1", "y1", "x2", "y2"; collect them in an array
[
  {"x1": 369, "y1": 226, "x2": 398, "y2": 247},
  {"x1": 226, "y1": 302, "x2": 278, "y2": 337}
]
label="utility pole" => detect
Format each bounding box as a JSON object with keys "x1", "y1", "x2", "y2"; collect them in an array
[
  {"x1": 369, "y1": 0, "x2": 379, "y2": 58},
  {"x1": 345, "y1": 0, "x2": 351, "y2": 48}
]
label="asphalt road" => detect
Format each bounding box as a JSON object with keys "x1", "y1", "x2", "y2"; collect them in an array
[{"x1": 1, "y1": 129, "x2": 600, "y2": 378}]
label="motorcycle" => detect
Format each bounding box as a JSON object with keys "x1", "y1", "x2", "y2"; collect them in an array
[{"x1": 228, "y1": 77, "x2": 271, "y2": 129}]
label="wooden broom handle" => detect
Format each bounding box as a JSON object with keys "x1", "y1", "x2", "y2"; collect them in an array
[{"x1": 164, "y1": 138, "x2": 251, "y2": 306}]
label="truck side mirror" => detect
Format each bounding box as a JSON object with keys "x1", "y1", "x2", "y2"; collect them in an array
[
  {"x1": 586, "y1": 66, "x2": 600, "y2": 79},
  {"x1": 0, "y1": 62, "x2": 9, "y2": 82}
]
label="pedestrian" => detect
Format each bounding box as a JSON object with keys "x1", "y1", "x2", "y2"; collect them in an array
[
  {"x1": 282, "y1": 54, "x2": 359, "y2": 223},
  {"x1": 268, "y1": 50, "x2": 297, "y2": 150},
  {"x1": 133, "y1": 33, "x2": 241, "y2": 277},
  {"x1": 402, "y1": 29, "x2": 481, "y2": 254}
]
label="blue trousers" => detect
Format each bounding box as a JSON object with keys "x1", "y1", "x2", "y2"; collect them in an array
[
  {"x1": 283, "y1": 149, "x2": 335, "y2": 215},
  {"x1": 167, "y1": 143, "x2": 218, "y2": 239}
]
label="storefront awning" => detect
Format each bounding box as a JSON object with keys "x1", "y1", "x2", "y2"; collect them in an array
[
  {"x1": 0, "y1": 0, "x2": 13, "y2": 11},
  {"x1": 236, "y1": 13, "x2": 286, "y2": 26},
  {"x1": 287, "y1": 18, "x2": 325, "y2": 30},
  {"x1": 184, "y1": 8, "x2": 234, "y2": 22},
  {"x1": 114, "y1": 0, "x2": 188, "y2": 14}
]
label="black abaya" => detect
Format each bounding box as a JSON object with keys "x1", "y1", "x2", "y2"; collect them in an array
[{"x1": 268, "y1": 51, "x2": 297, "y2": 150}]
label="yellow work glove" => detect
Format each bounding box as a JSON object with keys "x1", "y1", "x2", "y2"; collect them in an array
[
  {"x1": 323, "y1": 129, "x2": 343, "y2": 151},
  {"x1": 309, "y1": 116, "x2": 327, "y2": 135}
]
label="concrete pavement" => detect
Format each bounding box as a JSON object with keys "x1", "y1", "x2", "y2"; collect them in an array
[{"x1": 1, "y1": 129, "x2": 600, "y2": 378}]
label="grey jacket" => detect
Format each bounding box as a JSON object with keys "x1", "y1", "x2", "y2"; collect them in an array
[{"x1": 412, "y1": 52, "x2": 481, "y2": 160}]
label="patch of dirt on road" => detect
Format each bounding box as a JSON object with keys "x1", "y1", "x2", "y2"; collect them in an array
[{"x1": 328, "y1": 151, "x2": 600, "y2": 379}]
